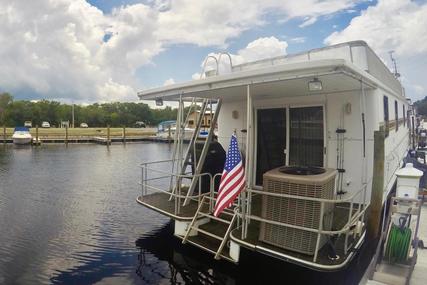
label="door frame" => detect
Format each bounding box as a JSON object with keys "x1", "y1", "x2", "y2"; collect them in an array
[{"x1": 253, "y1": 103, "x2": 326, "y2": 187}]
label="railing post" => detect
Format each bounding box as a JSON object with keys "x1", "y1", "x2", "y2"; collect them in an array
[
  {"x1": 141, "y1": 165, "x2": 144, "y2": 197},
  {"x1": 313, "y1": 201, "x2": 325, "y2": 263}
]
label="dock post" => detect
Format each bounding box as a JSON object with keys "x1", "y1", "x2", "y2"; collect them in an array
[
  {"x1": 65, "y1": 125, "x2": 68, "y2": 145},
  {"x1": 123, "y1": 126, "x2": 126, "y2": 143},
  {"x1": 367, "y1": 129, "x2": 385, "y2": 242},
  {"x1": 168, "y1": 126, "x2": 171, "y2": 143},
  {"x1": 36, "y1": 125, "x2": 39, "y2": 145},
  {"x1": 107, "y1": 125, "x2": 110, "y2": 145},
  {"x1": 3, "y1": 126, "x2": 5, "y2": 144}
]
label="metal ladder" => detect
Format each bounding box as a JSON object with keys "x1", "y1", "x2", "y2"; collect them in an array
[
  {"x1": 182, "y1": 99, "x2": 222, "y2": 206},
  {"x1": 182, "y1": 196, "x2": 237, "y2": 260}
]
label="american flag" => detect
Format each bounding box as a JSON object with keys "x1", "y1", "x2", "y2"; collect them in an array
[{"x1": 213, "y1": 134, "x2": 245, "y2": 217}]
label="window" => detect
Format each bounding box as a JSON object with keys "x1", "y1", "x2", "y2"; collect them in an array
[
  {"x1": 383, "y1": 96, "x2": 389, "y2": 137},
  {"x1": 403, "y1": 105, "x2": 406, "y2": 127},
  {"x1": 395, "y1": 100, "x2": 398, "y2": 131}
]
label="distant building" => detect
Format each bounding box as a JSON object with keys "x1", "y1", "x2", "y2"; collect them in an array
[
  {"x1": 187, "y1": 110, "x2": 214, "y2": 128},
  {"x1": 60, "y1": 121, "x2": 70, "y2": 128}
]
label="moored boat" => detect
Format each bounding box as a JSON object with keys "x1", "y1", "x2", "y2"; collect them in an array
[
  {"x1": 12, "y1": 127, "x2": 32, "y2": 145},
  {"x1": 135, "y1": 41, "x2": 413, "y2": 271}
]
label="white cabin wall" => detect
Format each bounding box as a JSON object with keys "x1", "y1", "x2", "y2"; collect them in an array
[
  {"x1": 381, "y1": 89, "x2": 410, "y2": 200},
  {"x1": 217, "y1": 100, "x2": 247, "y2": 150},
  {"x1": 325, "y1": 90, "x2": 373, "y2": 203}
]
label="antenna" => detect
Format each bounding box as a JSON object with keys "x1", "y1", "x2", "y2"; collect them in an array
[{"x1": 389, "y1": 50, "x2": 400, "y2": 78}]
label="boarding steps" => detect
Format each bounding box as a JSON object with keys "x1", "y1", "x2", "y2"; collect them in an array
[{"x1": 180, "y1": 196, "x2": 238, "y2": 262}]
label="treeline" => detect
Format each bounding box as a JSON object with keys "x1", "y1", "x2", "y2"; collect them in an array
[
  {"x1": 0, "y1": 92, "x2": 178, "y2": 127},
  {"x1": 414, "y1": 97, "x2": 427, "y2": 117}
]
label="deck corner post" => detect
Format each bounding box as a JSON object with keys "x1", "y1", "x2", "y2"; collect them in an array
[{"x1": 367, "y1": 129, "x2": 385, "y2": 242}]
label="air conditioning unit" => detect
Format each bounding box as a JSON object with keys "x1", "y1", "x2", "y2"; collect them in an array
[{"x1": 259, "y1": 166, "x2": 337, "y2": 255}]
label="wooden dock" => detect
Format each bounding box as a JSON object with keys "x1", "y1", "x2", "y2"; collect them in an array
[{"x1": 0, "y1": 136, "x2": 181, "y2": 145}]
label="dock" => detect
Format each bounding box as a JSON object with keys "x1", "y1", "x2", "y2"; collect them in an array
[
  {"x1": 1, "y1": 136, "x2": 181, "y2": 145},
  {"x1": 363, "y1": 199, "x2": 427, "y2": 285}
]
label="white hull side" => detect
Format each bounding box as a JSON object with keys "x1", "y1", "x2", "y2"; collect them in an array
[{"x1": 12, "y1": 135, "x2": 32, "y2": 145}]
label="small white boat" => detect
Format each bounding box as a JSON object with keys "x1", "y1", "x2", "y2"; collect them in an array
[{"x1": 12, "y1": 127, "x2": 32, "y2": 145}]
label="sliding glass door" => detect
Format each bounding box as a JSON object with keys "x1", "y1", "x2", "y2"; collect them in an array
[
  {"x1": 256, "y1": 108, "x2": 286, "y2": 185},
  {"x1": 288, "y1": 106, "x2": 324, "y2": 167},
  {"x1": 255, "y1": 105, "x2": 324, "y2": 186}
]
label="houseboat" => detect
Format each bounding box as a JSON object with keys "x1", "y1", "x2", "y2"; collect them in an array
[{"x1": 136, "y1": 41, "x2": 412, "y2": 271}]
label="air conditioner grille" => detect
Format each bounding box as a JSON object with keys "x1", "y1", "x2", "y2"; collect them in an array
[{"x1": 259, "y1": 167, "x2": 336, "y2": 255}]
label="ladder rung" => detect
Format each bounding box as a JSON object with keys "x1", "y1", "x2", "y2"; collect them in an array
[
  {"x1": 192, "y1": 227, "x2": 224, "y2": 241},
  {"x1": 198, "y1": 212, "x2": 231, "y2": 224}
]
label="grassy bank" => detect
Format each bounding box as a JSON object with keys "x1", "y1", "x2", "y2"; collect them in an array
[{"x1": 2, "y1": 127, "x2": 157, "y2": 139}]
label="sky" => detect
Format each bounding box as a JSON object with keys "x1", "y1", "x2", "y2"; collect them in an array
[{"x1": 0, "y1": 0, "x2": 426, "y2": 104}]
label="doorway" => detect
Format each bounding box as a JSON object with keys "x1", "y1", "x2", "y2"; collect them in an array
[{"x1": 255, "y1": 106, "x2": 324, "y2": 186}]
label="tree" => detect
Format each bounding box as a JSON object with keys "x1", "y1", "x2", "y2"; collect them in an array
[{"x1": 0, "y1": 92, "x2": 13, "y2": 125}]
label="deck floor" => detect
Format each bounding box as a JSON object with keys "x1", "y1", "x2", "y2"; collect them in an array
[
  {"x1": 231, "y1": 194, "x2": 362, "y2": 268},
  {"x1": 137, "y1": 192, "x2": 208, "y2": 220}
]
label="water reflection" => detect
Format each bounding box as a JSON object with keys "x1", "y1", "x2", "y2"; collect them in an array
[
  {"x1": 135, "y1": 222, "x2": 236, "y2": 284},
  {"x1": 0, "y1": 143, "x2": 370, "y2": 285}
]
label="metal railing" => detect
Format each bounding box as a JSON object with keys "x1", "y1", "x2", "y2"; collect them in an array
[
  {"x1": 238, "y1": 180, "x2": 371, "y2": 263},
  {"x1": 140, "y1": 158, "x2": 370, "y2": 264},
  {"x1": 140, "y1": 159, "x2": 215, "y2": 216}
]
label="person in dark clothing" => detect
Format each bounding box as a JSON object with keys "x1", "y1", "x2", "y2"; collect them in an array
[
  {"x1": 202, "y1": 136, "x2": 226, "y2": 192},
  {"x1": 192, "y1": 135, "x2": 226, "y2": 193}
]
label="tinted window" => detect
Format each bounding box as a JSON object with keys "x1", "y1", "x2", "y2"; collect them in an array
[{"x1": 384, "y1": 96, "x2": 389, "y2": 137}]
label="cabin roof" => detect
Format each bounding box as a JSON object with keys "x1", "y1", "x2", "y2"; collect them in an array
[{"x1": 137, "y1": 41, "x2": 403, "y2": 102}]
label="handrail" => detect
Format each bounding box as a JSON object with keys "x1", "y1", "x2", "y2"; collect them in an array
[
  {"x1": 246, "y1": 179, "x2": 370, "y2": 204},
  {"x1": 140, "y1": 158, "x2": 183, "y2": 166}
]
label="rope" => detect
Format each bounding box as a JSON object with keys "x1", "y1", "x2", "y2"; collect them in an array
[{"x1": 385, "y1": 217, "x2": 412, "y2": 263}]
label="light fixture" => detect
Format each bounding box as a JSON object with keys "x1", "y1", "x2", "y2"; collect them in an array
[
  {"x1": 155, "y1": 98, "x2": 163, "y2": 106},
  {"x1": 308, "y1": 78, "x2": 323, "y2": 91}
]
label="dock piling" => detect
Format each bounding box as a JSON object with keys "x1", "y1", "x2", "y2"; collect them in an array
[
  {"x1": 36, "y1": 125, "x2": 39, "y2": 144},
  {"x1": 107, "y1": 125, "x2": 111, "y2": 145},
  {"x1": 123, "y1": 127, "x2": 126, "y2": 143},
  {"x1": 367, "y1": 129, "x2": 385, "y2": 241},
  {"x1": 3, "y1": 126, "x2": 5, "y2": 144},
  {"x1": 65, "y1": 125, "x2": 68, "y2": 145}
]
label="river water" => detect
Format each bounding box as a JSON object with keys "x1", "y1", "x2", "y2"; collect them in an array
[{"x1": 0, "y1": 143, "x2": 369, "y2": 284}]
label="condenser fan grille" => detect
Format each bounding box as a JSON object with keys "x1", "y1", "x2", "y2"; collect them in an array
[{"x1": 259, "y1": 167, "x2": 336, "y2": 255}]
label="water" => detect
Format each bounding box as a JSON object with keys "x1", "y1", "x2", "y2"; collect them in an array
[{"x1": 0, "y1": 143, "x2": 370, "y2": 284}]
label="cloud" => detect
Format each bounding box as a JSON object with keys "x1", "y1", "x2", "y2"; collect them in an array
[
  {"x1": 299, "y1": 17, "x2": 317, "y2": 28},
  {"x1": 290, "y1": 37, "x2": 307, "y2": 43},
  {"x1": 163, "y1": 78, "x2": 175, "y2": 85},
  {"x1": 324, "y1": 0, "x2": 427, "y2": 100},
  {"x1": 0, "y1": 0, "x2": 363, "y2": 102},
  {"x1": 196, "y1": 36, "x2": 288, "y2": 78}
]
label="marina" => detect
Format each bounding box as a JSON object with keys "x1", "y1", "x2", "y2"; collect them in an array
[{"x1": 0, "y1": 143, "x2": 371, "y2": 284}]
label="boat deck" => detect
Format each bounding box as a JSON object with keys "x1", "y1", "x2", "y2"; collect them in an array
[
  {"x1": 230, "y1": 194, "x2": 363, "y2": 270},
  {"x1": 136, "y1": 192, "x2": 209, "y2": 221}
]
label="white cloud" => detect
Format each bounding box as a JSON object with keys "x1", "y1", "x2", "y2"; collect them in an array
[
  {"x1": 0, "y1": 0, "x2": 363, "y2": 102},
  {"x1": 290, "y1": 37, "x2": 307, "y2": 44},
  {"x1": 196, "y1": 37, "x2": 288, "y2": 78},
  {"x1": 299, "y1": 17, "x2": 317, "y2": 28},
  {"x1": 324, "y1": 0, "x2": 427, "y2": 101},
  {"x1": 163, "y1": 78, "x2": 175, "y2": 85}
]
